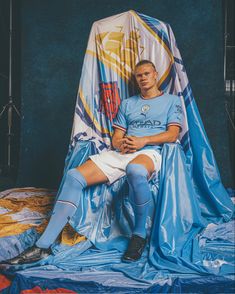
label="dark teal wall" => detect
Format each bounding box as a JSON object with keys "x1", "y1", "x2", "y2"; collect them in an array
[{"x1": 17, "y1": 0, "x2": 233, "y2": 188}]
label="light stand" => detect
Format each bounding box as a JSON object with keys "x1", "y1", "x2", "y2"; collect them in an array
[
  {"x1": 0, "y1": 0, "x2": 20, "y2": 173},
  {"x1": 224, "y1": 0, "x2": 235, "y2": 186}
]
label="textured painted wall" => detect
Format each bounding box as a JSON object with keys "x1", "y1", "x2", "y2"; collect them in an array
[{"x1": 17, "y1": 0, "x2": 232, "y2": 188}]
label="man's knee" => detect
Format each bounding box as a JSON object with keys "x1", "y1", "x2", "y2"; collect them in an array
[
  {"x1": 57, "y1": 168, "x2": 87, "y2": 203},
  {"x1": 126, "y1": 163, "x2": 148, "y2": 183},
  {"x1": 126, "y1": 164, "x2": 151, "y2": 206},
  {"x1": 65, "y1": 168, "x2": 87, "y2": 188}
]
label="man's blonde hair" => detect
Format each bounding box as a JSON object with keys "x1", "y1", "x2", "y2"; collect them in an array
[{"x1": 135, "y1": 60, "x2": 157, "y2": 72}]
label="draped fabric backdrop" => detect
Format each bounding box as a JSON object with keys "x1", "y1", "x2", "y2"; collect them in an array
[
  {"x1": 67, "y1": 10, "x2": 233, "y2": 221},
  {"x1": 56, "y1": 10, "x2": 234, "y2": 276}
]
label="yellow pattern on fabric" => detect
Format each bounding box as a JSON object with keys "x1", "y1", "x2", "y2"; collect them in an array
[
  {"x1": 93, "y1": 28, "x2": 142, "y2": 82},
  {"x1": 0, "y1": 195, "x2": 53, "y2": 215},
  {"x1": 0, "y1": 193, "x2": 54, "y2": 238},
  {"x1": 105, "y1": 32, "x2": 125, "y2": 53},
  {"x1": 0, "y1": 214, "x2": 33, "y2": 238},
  {"x1": 61, "y1": 224, "x2": 86, "y2": 246},
  {"x1": 130, "y1": 10, "x2": 173, "y2": 87},
  {"x1": 35, "y1": 219, "x2": 49, "y2": 234},
  {"x1": 84, "y1": 27, "x2": 144, "y2": 136},
  {"x1": 79, "y1": 89, "x2": 110, "y2": 135},
  {"x1": 89, "y1": 16, "x2": 173, "y2": 88},
  {"x1": 86, "y1": 49, "x2": 130, "y2": 82},
  {"x1": 85, "y1": 18, "x2": 172, "y2": 136},
  {"x1": 0, "y1": 188, "x2": 86, "y2": 246},
  {"x1": 95, "y1": 32, "x2": 130, "y2": 80},
  {"x1": 35, "y1": 219, "x2": 85, "y2": 246}
]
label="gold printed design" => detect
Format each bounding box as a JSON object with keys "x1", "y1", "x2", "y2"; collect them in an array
[
  {"x1": 0, "y1": 214, "x2": 33, "y2": 238},
  {"x1": 61, "y1": 224, "x2": 86, "y2": 246},
  {"x1": 0, "y1": 195, "x2": 54, "y2": 238},
  {"x1": 105, "y1": 32, "x2": 125, "y2": 53},
  {"x1": 0, "y1": 196, "x2": 53, "y2": 215},
  {"x1": 95, "y1": 27, "x2": 143, "y2": 81},
  {"x1": 130, "y1": 10, "x2": 174, "y2": 87},
  {"x1": 0, "y1": 188, "x2": 85, "y2": 246}
]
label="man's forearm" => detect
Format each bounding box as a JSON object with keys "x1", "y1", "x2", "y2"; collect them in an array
[
  {"x1": 111, "y1": 128, "x2": 127, "y2": 150},
  {"x1": 112, "y1": 134, "x2": 126, "y2": 150},
  {"x1": 112, "y1": 137, "x2": 122, "y2": 150},
  {"x1": 143, "y1": 129, "x2": 179, "y2": 146},
  {"x1": 112, "y1": 126, "x2": 180, "y2": 153},
  {"x1": 125, "y1": 127, "x2": 180, "y2": 152}
]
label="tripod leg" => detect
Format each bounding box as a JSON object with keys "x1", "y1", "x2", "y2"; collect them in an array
[
  {"x1": 0, "y1": 105, "x2": 8, "y2": 117},
  {"x1": 12, "y1": 104, "x2": 21, "y2": 117}
]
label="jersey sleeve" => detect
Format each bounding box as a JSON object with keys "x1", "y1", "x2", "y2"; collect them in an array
[
  {"x1": 167, "y1": 96, "x2": 183, "y2": 129},
  {"x1": 112, "y1": 100, "x2": 127, "y2": 132}
]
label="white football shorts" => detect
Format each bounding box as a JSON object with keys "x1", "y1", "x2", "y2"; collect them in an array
[{"x1": 89, "y1": 149, "x2": 162, "y2": 184}]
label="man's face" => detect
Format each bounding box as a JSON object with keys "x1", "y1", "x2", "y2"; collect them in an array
[{"x1": 134, "y1": 64, "x2": 158, "y2": 92}]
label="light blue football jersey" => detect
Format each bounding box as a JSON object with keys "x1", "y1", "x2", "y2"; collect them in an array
[{"x1": 112, "y1": 93, "x2": 183, "y2": 152}]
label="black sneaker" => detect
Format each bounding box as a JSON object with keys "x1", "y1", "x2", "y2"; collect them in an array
[
  {"x1": 122, "y1": 234, "x2": 146, "y2": 262},
  {"x1": 2, "y1": 245, "x2": 52, "y2": 265}
]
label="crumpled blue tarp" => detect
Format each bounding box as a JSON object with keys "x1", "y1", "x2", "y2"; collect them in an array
[
  {"x1": 1, "y1": 151, "x2": 234, "y2": 292},
  {"x1": 62, "y1": 140, "x2": 234, "y2": 277}
]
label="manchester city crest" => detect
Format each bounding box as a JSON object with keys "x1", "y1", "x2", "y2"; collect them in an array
[{"x1": 141, "y1": 104, "x2": 150, "y2": 116}]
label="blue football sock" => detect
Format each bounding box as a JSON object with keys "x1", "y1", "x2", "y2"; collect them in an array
[
  {"x1": 36, "y1": 168, "x2": 87, "y2": 249},
  {"x1": 126, "y1": 163, "x2": 151, "y2": 239}
]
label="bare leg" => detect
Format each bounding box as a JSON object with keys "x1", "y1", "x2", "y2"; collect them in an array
[
  {"x1": 76, "y1": 159, "x2": 108, "y2": 186},
  {"x1": 128, "y1": 154, "x2": 155, "y2": 177}
]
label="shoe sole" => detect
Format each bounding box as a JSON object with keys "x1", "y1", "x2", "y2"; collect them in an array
[{"x1": 122, "y1": 256, "x2": 141, "y2": 263}]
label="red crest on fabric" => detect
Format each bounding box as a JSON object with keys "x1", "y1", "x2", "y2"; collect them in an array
[{"x1": 99, "y1": 82, "x2": 121, "y2": 121}]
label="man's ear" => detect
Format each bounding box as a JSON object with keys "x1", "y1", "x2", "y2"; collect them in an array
[{"x1": 154, "y1": 71, "x2": 158, "y2": 80}]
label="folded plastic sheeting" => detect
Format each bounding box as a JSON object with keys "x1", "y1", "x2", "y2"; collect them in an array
[
  {"x1": 1, "y1": 142, "x2": 234, "y2": 293},
  {"x1": 63, "y1": 141, "x2": 234, "y2": 277},
  {"x1": 0, "y1": 10, "x2": 234, "y2": 293}
]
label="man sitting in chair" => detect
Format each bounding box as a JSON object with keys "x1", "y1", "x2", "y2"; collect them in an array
[{"x1": 4, "y1": 60, "x2": 183, "y2": 264}]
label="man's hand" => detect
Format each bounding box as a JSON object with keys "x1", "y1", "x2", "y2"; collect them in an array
[
  {"x1": 121, "y1": 136, "x2": 147, "y2": 154},
  {"x1": 113, "y1": 125, "x2": 181, "y2": 155},
  {"x1": 112, "y1": 128, "x2": 147, "y2": 154},
  {"x1": 116, "y1": 138, "x2": 127, "y2": 153}
]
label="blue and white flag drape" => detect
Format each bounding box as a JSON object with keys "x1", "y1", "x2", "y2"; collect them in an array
[{"x1": 68, "y1": 10, "x2": 233, "y2": 222}]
